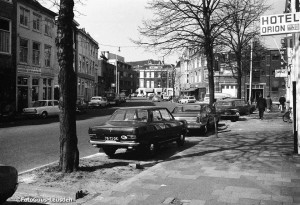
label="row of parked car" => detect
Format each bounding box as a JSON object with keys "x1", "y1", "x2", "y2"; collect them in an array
[
  {"x1": 88, "y1": 97, "x2": 256, "y2": 158},
  {"x1": 22, "y1": 94, "x2": 128, "y2": 119}
]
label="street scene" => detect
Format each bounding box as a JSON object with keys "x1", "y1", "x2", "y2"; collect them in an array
[{"x1": 1, "y1": 0, "x2": 300, "y2": 204}]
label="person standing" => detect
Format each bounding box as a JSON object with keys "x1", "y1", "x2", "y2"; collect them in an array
[
  {"x1": 279, "y1": 96, "x2": 286, "y2": 112},
  {"x1": 266, "y1": 95, "x2": 272, "y2": 112},
  {"x1": 256, "y1": 94, "x2": 267, "y2": 120}
]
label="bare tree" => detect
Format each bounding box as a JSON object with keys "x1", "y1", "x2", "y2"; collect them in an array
[
  {"x1": 56, "y1": 0, "x2": 79, "y2": 172},
  {"x1": 134, "y1": 0, "x2": 233, "y2": 105},
  {"x1": 220, "y1": 0, "x2": 270, "y2": 99}
]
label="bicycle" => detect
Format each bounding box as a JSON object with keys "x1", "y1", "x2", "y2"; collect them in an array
[{"x1": 283, "y1": 107, "x2": 293, "y2": 123}]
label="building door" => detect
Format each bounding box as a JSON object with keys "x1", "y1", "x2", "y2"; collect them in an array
[
  {"x1": 247, "y1": 89, "x2": 263, "y2": 103},
  {"x1": 17, "y1": 87, "x2": 28, "y2": 112}
]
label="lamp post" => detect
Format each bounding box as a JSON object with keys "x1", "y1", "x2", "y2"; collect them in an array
[
  {"x1": 248, "y1": 39, "x2": 253, "y2": 104},
  {"x1": 115, "y1": 47, "x2": 120, "y2": 94}
]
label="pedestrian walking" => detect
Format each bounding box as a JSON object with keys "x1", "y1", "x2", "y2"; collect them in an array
[
  {"x1": 279, "y1": 96, "x2": 286, "y2": 112},
  {"x1": 256, "y1": 94, "x2": 267, "y2": 120},
  {"x1": 266, "y1": 95, "x2": 272, "y2": 112}
]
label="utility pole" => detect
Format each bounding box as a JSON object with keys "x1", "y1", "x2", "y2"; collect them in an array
[{"x1": 249, "y1": 39, "x2": 253, "y2": 104}]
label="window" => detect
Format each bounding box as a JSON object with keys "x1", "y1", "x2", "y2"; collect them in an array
[
  {"x1": 20, "y1": 7, "x2": 29, "y2": 27},
  {"x1": 0, "y1": 18, "x2": 10, "y2": 53},
  {"x1": 19, "y1": 38, "x2": 28, "y2": 63},
  {"x1": 44, "y1": 18, "x2": 53, "y2": 36},
  {"x1": 32, "y1": 42, "x2": 40, "y2": 65},
  {"x1": 44, "y1": 45, "x2": 51, "y2": 67},
  {"x1": 33, "y1": 13, "x2": 41, "y2": 31},
  {"x1": 160, "y1": 109, "x2": 172, "y2": 120}
]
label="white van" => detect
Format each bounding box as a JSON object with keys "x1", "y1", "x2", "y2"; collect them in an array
[{"x1": 204, "y1": 93, "x2": 232, "y2": 102}]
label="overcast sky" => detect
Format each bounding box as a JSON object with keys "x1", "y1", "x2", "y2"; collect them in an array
[{"x1": 40, "y1": 0, "x2": 286, "y2": 64}]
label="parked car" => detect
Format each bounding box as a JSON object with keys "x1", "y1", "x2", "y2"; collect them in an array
[
  {"x1": 0, "y1": 165, "x2": 18, "y2": 204},
  {"x1": 204, "y1": 93, "x2": 232, "y2": 103},
  {"x1": 88, "y1": 106, "x2": 188, "y2": 157},
  {"x1": 88, "y1": 96, "x2": 108, "y2": 108},
  {"x1": 137, "y1": 93, "x2": 145, "y2": 97},
  {"x1": 216, "y1": 98, "x2": 255, "y2": 115},
  {"x1": 23, "y1": 100, "x2": 60, "y2": 119},
  {"x1": 163, "y1": 95, "x2": 171, "y2": 101},
  {"x1": 104, "y1": 92, "x2": 120, "y2": 105},
  {"x1": 178, "y1": 96, "x2": 197, "y2": 104},
  {"x1": 172, "y1": 103, "x2": 218, "y2": 134},
  {"x1": 76, "y1": 99, "x2": 88, "y2": 114},
  {"x1": 119, "y1": 93, "x2": 127, "y2": 103},
  {"x1": 215, "y1": 99, "x2": 241, "y2": 122},
  {"x1": 152, "y1": 95, "x2": 162, "y2": 102}
]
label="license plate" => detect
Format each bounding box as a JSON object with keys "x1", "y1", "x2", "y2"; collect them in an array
[{"x1": 105, "y1": 137, "x2": 118, "y2": 141}]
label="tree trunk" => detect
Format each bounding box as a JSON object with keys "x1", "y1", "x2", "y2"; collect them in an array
[
  {"x1": 236, "y1": 53, "x2": 242, "y2": 99},
  {"x1": 56, "y1": 0, "x2": 79, "y2": 173}
]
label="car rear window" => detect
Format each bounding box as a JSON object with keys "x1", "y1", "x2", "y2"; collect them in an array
[
  {"x1": 173, "y1": 105, "x2": 202, "y2": 113},
  {"x1": 110, "y1": 109, "x2": 148, "y2": 122}
]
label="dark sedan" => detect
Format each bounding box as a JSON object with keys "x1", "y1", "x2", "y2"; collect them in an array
[
  {"x1": 88, "y1": 106, "x2": 187, "y2": 157},
  {"x1": 215, "y1": 99, "x2": 242, "y2": 122},
  {"x1": 171, "y1": 103, "x2": 218, "y2": 134}
]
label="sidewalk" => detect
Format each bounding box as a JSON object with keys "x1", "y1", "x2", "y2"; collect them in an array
[
  {"x1": 83, "y1": 111, "x2": 300, "y2": 205},
  {"x1": 6, "y1": 111, "x2": 300, "y2": 205}
]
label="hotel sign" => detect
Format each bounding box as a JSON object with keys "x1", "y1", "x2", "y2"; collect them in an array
[
  {"x1": 275, "y1": 69, "x2": 288, "y2": 77},
  {"x1": 260, "y1": 13, "x2": 300, "y2": 36}
]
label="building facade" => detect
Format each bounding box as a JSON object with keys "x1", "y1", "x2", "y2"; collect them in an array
[
  {"x1": 76, "y1": 28, "x2": 99, "y2": 102},
  {"x1": 16, "y1": 0, "x2": 57, "y2": 112},
  {"x1": 242, "y1": 49, "x2": 286, "y2": 103},
  {"x1": 128, "y1": 59, "x2": 174, "y2": 97},
  {"x1": 102, "y1": 51, "x2": 138, "y2": 96},
  {"x1": 0, "y1": 0, "x2": 16, "y2": 113},
  {"x1": 177, "y1": 49, "x2": 208, "y2": 100}
]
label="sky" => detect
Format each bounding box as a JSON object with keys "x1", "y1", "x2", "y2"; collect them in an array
[{"x1": 40, "y1": 0, "x2": 286, "y2": 64}]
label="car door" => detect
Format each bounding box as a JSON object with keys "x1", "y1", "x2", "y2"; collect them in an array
[
  {"x1": 159, "y1": 108, "x2": 181, "y2": 140},
  {"x1": 151, "y1": 109, "x2": 166, "y2": 143}
]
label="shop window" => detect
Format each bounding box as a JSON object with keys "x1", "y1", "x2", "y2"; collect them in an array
[
  {"x1": 32, "y1": 87, "x2": 38, "y2": 101},
  {"x1": 20, "y1": 7, "x2": 29, "y2": 27},
  {"x1": 32, "y1": 42, "x2": 40, "y2": 65},
  {"x1": 18, "y1": 76, "x2": 28, "y2": 85},
  {"x1": 20, "y1": 38, "x2": 28, "y2": 63},
  {"x1": 0, "y1": 18, "x2": 11, "y2": 54},
  {"x1": 32, "y1": 78, "x2": 39, "y2": 85}
]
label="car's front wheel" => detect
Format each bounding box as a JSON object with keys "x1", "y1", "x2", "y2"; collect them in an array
[
  {"x1": 41, "y1": 111, "x2": 48, "y2": 119},
  {"x1": 176, "y1": 133, "x2": 185, "y2": 147},
  {"x1": 102, "y1": 147, "x2": 117, "y2": 157}
]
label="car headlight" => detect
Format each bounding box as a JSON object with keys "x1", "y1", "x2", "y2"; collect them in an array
[{"x1": 236, "y1": 112, "x2": 240, "y2": 116}]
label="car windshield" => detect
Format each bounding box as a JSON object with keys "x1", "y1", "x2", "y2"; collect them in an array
[
  {"x1": 216, "y1": 101, "x2": 232, "y2": 106},
  {"x1": 32, "y1": 101, "x2": 47, "y2": 107},
  {"x1": 173, "y1": 105, "x2": 202, "y2": 113},
  {"x1": 110, "y1": 109, "x2": 148, "y2": 122},
  {"x1": 189, "y1": 97, "x2": 195, "y2": 99},
  {"x1": 91, "y1": 97, "x2": 101, "y2": 100}
]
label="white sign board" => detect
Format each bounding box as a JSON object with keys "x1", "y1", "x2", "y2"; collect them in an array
[
  {"x1": 260, "y1": 13, "x2": 300, "y2": 36},
  {"x1": 275, "y1": 69, "x2": 288, "y2": 77}
]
